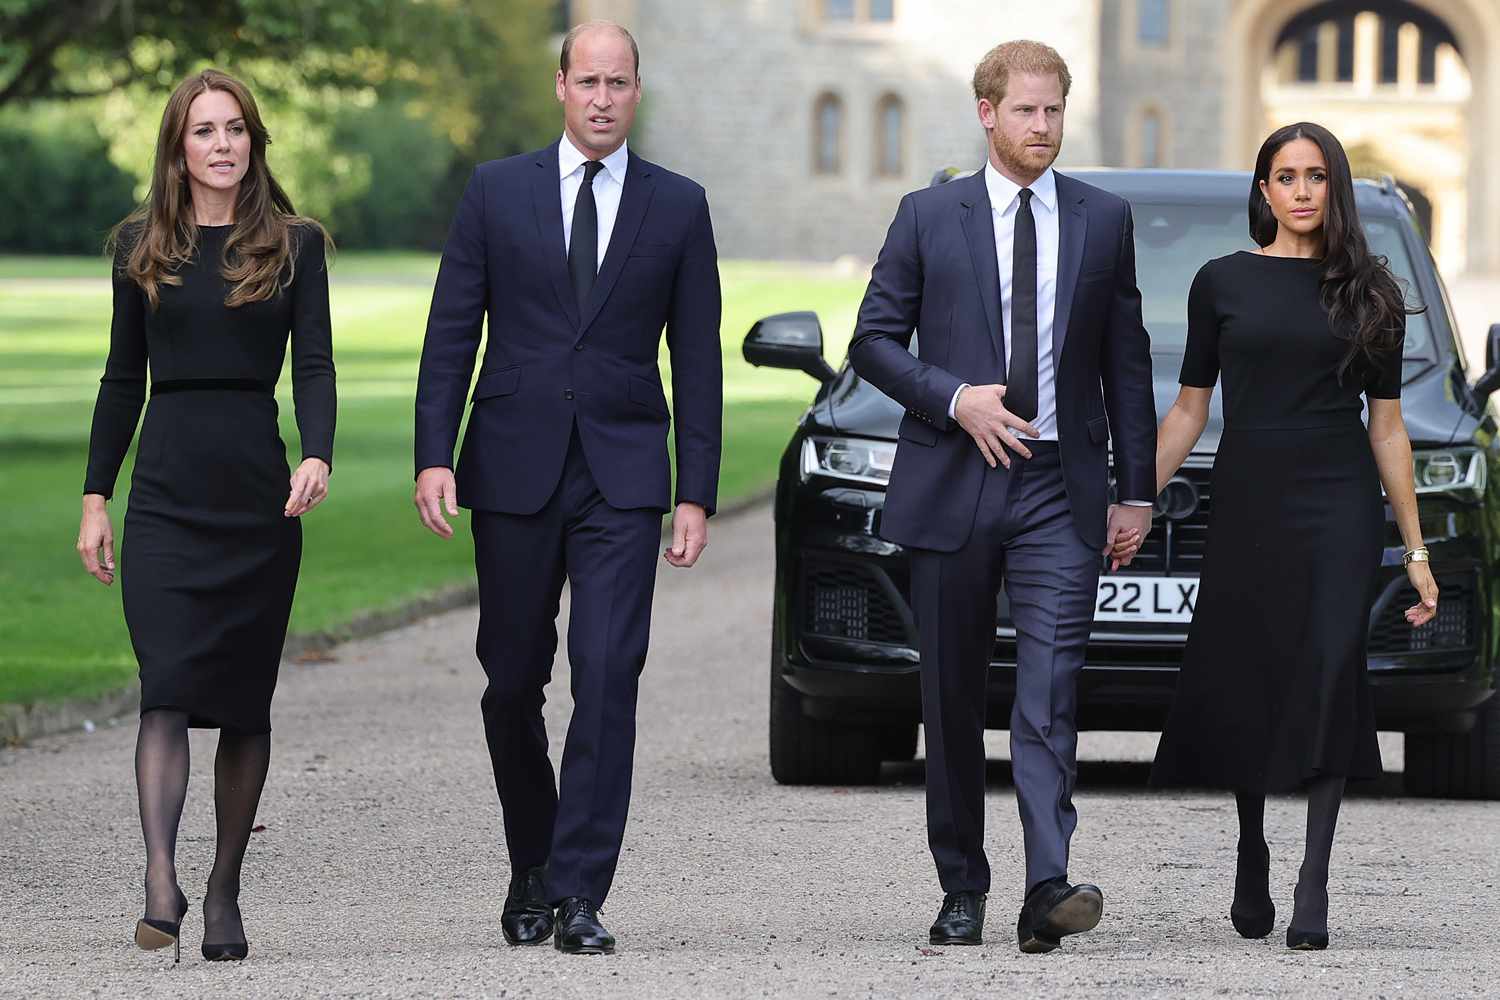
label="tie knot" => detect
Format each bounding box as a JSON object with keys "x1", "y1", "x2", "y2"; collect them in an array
[
  {"x1": 1018, "y1": 187, "x2": 1033, "y2": 206},
  {"x1": 582, "y1": 160, "x2": 605, "y2": 181}
]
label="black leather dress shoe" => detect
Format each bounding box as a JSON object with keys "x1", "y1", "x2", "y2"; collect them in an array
[
  {"x1": 555, "y1": 896, "x2": 614, "y2": 955},
  {"x1": 1016, "y1": 878, "x2": 1104, "y2": 954},
  {"x1": 929, "y1": 891, "x2": 986, "y2": 945},
  {"x1": 501, "y1": 867, "x2": 554, "y2": 946}
]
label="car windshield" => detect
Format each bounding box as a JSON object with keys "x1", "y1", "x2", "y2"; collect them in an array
[{"x1": 1131, "y1": 201, "x2": 1435, "y2": 362}]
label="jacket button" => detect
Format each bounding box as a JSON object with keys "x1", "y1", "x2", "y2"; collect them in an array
[
  {"x1": 574, "y1": 344, "x2": 584, "y2": 351},
  {"x1": 563, "y1": 389, "x2": 575, "y2": 400}
]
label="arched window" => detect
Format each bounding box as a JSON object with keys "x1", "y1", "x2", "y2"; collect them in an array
[
  {"x1": 875, "y1": 94, "x2": 905, "y2": 178},
  {"x1": 813, "y1": 93, "x2": 844, "y2": 175},
  {"x1": 1139, "y1": 109, "x2": 1166, "y2": 168}
]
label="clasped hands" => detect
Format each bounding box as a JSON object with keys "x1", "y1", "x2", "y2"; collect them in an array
[
  {"x1": 954, "y1": 384, "x2": 1151, "y2": 571},
  {"x1": 413, "y1": 467, "x2": 708, "y2": 568}
]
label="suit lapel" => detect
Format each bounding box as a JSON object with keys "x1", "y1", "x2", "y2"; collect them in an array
[
  {"x1": 1052, "y1": 172, "x2": 1088, "y2": 365},
  {"x1": 959, "y1": 170, "x2": 1004, "y2": 371},
  {"x1": 578, "y1": 152, "x2": 656, "y2": 336},
  {"x1": 531, "y1": 141, "x2": 580, "y2": 329}
]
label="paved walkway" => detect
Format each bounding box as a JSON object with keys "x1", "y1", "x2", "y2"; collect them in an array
[{"x1": 2, "y1": 505, "x2": 1497, "y2": 998}]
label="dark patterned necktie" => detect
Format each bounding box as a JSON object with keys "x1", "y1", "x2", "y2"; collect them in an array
[
  {"x1": 1008, "y1": 187, "x2": 1039, "y2": 422},
  {"x1": 568, "y1": 160, "x2": 605, "y2": 309}
]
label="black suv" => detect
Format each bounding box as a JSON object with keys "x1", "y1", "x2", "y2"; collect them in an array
[{"x1": 745, "y1": 169, "x2": 1500, "y2": 799}]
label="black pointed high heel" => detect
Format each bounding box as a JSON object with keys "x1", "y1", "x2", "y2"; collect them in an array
[
  {"x1": 134, "y1": 888, "x2": 189, "y2": 962},
  {"x1": 201, "y1": 896, "x2": 250, "y2": 961},
  {"x1": 1286, "y1": 925, "x2": 1329, "y2": 950},
  {"x1": 1229, "y1": 840, "x2": 1275, "y2": 939},
  {"x1": 201, "y1": 939, "x2": 249, "y2": 961}
]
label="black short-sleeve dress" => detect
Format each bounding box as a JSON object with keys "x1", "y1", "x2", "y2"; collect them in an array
[
  {"x1": 1150, "y1": 250, "x2": 1401, "y2": 793},
  {"x1": 84, "y1": 224, "x2": 336, "y2": 734}
]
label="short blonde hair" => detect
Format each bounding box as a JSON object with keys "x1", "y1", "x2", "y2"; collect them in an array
[{"x1": 972, "y1": 40, "x2": 1072, "y2": 107}]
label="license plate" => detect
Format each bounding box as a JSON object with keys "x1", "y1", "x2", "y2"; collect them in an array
[{"x1": 1095, "y1": 576, "x2": 1198, "y2": 623}]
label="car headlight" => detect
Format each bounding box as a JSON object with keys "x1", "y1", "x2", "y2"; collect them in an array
[
  {"x1": 1412, "y1": 447, "x2": 1486, "y2": 501},
  {"x1": 800, "y1": 436, "x2": 895, "y2": 486}
]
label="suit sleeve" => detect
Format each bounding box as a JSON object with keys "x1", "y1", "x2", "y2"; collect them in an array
[
  {"x1": 665, "y1": 190, "x2": 723, "y2": 515},
  {"x1": 83, "y1": 241, "x2": 148, "y2": 499},
  {"x1": 1100, "y1": 204, "x2": 1157, "y2": 503},
  {"x1": 848, "y1": 193, "x2": 963, "y2": 431},
  {"x1": 414, "y1": 167, "x2": 489, "y2": 476}
]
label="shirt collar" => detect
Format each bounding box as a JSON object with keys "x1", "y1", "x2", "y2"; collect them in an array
[
  {"x1": 559, "y1": 134, "x2": 629, "y2": 183},
  {"x1": 984, "y1": 160, "x2": 1057, "y2": 216}
]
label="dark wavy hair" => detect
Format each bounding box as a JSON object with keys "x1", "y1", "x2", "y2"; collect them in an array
[{"x1": 1249, "y1": 121, "x2": 1420, "y2": 380}]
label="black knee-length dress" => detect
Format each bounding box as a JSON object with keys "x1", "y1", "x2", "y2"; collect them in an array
[
  {"x1": 83, "y1": 224, "x2": 335, "y2": 734},
  {"x1": 1151, "y1": 251, "x2": 1401, "y2": 793}
]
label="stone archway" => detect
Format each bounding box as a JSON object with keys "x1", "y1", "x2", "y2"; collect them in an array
[{"x1": 1223, "y1": 0, "x2": 1500, "y2": 274}]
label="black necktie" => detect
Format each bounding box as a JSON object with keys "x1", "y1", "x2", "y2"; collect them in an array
[
  {"x1": 1007, "y1": 187, "x2": 1039, "y2": 423},
  {"x1": 569, "y1": 160, "x2": 605, "y2": 309}
]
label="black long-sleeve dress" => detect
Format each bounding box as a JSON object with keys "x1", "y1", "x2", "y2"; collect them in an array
[
  {"x1": 84, "y1": 223, "x2": 335, "y2": 734},
  {"x1": 1151, "y1": 251, "x2": 1399, "y2": 793}
]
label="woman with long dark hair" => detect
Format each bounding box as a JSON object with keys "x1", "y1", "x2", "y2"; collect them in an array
[
  {"x1": 1133, "y1": 122, "x2": 1435, "y2": 949},
  {"x1": 76, "y1": 68, "x2": 335, "y2": 962}
]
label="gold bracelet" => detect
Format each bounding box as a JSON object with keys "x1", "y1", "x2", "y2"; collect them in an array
[{"x1": 1403, "y1": 546, "x2": 1430, "y2": 566}]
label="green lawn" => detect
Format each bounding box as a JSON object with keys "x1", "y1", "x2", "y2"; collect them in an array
[{"x1": 0, "y1": 255, "x2": 867, "y2": 705}]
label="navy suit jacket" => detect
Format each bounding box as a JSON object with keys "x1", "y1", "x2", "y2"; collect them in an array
[
  {"x1": 849, "y1": 168, "x2": 1155, "y2": 553},
  {"x1": 414, "y1": 141, "x2": 723, "y2": 515}
]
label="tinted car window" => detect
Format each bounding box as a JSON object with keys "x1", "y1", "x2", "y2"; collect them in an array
[{"x1": 1130, "y1": 202, "x2": 1433, "y2": 363}]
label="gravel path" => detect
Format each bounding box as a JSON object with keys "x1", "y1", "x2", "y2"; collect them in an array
[{"x1": 1, "y1": 505, "x2": 1495, "y2": 998}]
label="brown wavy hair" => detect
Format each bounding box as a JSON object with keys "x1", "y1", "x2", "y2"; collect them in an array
[{"x1": 108, "y1": 68, "x2": 329, "y2": 309}]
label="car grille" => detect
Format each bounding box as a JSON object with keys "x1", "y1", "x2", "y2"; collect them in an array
[
  {"x1": 1367, "y1": 572, "x2": 1476, "y2": 655},
  {"x1": 1118, "y1": 462, "x2": 1212, "y2": 574},
  {"x1": 801, "y1": 559, "x2": 911, "y2": 645}
]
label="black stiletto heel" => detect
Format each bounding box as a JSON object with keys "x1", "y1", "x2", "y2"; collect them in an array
[
  {"x1": 135, "y1": 888, "x2": 189, "y2": 963},
  {"x1": 201, "y1": 896, "x2": 250, "y2": 961},
  {"x1": 1230, "y1": 840, "x2": 1275, "y2": 939}
]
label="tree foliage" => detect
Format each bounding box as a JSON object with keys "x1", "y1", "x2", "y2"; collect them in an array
[{"x1": 0, "y1": 0, "x2": 563, "y2": 248}]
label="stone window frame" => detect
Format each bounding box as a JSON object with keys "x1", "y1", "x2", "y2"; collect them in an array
[
  {"x1": 813, "y1": 91, "x2": 846, "y2": 176},
  {"x1": 874, "y1": 92, "x2": 906, "y2": 179},
  {"x1": 1127, "y1": 103, "x2": 1171, "y2": 169},
  {"x1": 1118, "y1": 0, "x2": 1185, "y2": 63},
  {"x1": 800, "y1": 0, "x2": 898, "y2": 39}
]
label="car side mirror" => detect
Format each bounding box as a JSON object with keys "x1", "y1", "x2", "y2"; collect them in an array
[
  {"x1": 1474, "y1": 323, "x2": 1500, "y2": 405},
  {"x1": 743, "y1": 311, "x2": 837, "y2": 384}
]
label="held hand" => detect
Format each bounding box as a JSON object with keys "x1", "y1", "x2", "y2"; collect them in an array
[
  {"x1": 953, "y1": 384, "x2": 1041, "y2": 470},
  {"x1": 77, "y1": 495, "x2": 116, "y2": 585},
  {"x1": 1104, "y1": 503, "x2": 1153, "y2": 572},
  {"x1": 285, "y1": 458, "x2": 331, "y2": 517},
  {"x1": 414, "y1": 467, "x2": 460, "y2": 539},
  {"x1": 664, "y1": 502, "x2": 708, "y2": 568},
  {"x1": 1404, "y1": 561, "x2": 1439, "y2": 628}
]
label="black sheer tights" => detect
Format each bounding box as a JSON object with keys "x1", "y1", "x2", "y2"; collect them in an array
[
  {"x1": 135, "y1": 709, "x2": 271, "y2": 944},
  {"x1": 1233, "y1": 777, "x2": 1346, "y2": 934}
]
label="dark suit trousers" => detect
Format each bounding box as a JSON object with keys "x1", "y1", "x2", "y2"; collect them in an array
[
  {"x1": 908, "y1": 443, "x2": 1100, "y2": 896},
  {"x1": 470, "y1": 425, "x2": 661, "y2": 906}
]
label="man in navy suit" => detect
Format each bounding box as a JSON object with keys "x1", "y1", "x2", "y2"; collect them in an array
[
  {"x1": 850, "y1": 40, "x2": 1156, "y2": 954},
  {"x1": 412, "y1": 20, "x2": 721, "y2": 954}
]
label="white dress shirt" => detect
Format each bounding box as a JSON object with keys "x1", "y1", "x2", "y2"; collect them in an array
[
  {"x1": 559, "y1": 134, "x2": 629, "y2": 269},
  {"x1": 948, "y1": 163, "x2": 1061, "y2": 440},
  {"x1": 949, "y1": 164, "x2": 1151, "y2": 508}
]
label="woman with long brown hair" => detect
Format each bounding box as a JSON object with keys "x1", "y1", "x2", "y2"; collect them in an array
[
  {"x1": 76, "y1": 68, "x2": 335, "y2": 962},
  {"x1": 1130, "y1": 122, "x2": 1435, "y2": 950}
]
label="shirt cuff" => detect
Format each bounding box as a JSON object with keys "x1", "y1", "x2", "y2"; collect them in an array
[
  {"x1": 947, "y1": 383, "x2": 969, "y2": 420},
  {"x1": 1120, "y1": 500, "x2": 1153, "y2": 507}
]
